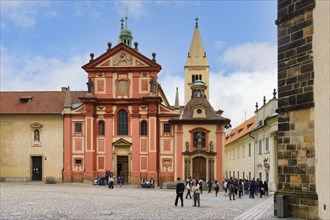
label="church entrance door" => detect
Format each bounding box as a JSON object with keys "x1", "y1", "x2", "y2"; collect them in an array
[
  {"x1": 31, "y1": 156, "x2": 42, "y2": 181},
  {"x1": 193, "y1": 157, "x2": 206, "y2": 181},
  {"x1": 117, "y1": 156, "x2": 128, "y2": 184}
]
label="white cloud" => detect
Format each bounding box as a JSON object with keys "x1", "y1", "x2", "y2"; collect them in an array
[
  {"x1": 116, "y1": 1, "x2": 146, "y2": 18},
  {"x1": 1, "y1": 49, "x2": 88, "y2": 91},
  {"x1": 213, "y1": 41, "x2": 226, "y2": 50},
  {"x1": 0, "y1": 1, "x2": 49, "y2": 28},
  {"x1": 210, "y1": 42, "x2": 277, "y2": 127},
  {"x1": 220, "y1": 42, "x2": 276, "y2": 72}
]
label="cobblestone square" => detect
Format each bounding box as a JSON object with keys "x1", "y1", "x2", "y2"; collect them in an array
[{"x1": 0, "y1": 182, "x2": 278, "y2": 220}]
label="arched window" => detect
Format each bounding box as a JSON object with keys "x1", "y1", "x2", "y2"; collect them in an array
[
  {"x1": 34, "y1": 129, "x2": 40, "y2": 141},
  {"x1": 117, "y1": 110, "x2": 128, "y2": 135},
  {"x1": 98, "y1": 121, "x2": 105, "y2": 136},
  {"x1": 193, "y1": 131, "x2": 206, "y2": 148},
  {"x1": 141, "y1": 121, "x2": 147, "y2": 136}
]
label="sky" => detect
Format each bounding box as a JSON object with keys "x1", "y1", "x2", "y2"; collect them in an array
[{"x1": 0, "y1": 0, "x2": 277, "y2": 127}]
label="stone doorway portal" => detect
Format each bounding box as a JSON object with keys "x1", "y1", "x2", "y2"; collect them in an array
[
  {"x1": 117, "y1": 156, "x2": 128, "y2": 184},
  {"x1": 193, "y1": 156, "x2": 206, "y2": 181}
]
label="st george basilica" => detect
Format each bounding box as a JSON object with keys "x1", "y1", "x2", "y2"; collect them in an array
[{"x1": 0, "y1": 18, "x2": 229, "y2": 185}]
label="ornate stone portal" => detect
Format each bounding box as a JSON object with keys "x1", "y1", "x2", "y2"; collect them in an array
[{"x1": 183, "y1": 146, "x2": 217, "y2": 181}]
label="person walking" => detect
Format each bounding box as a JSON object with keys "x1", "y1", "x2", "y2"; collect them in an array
[
  {"x1": 223, "y1": 179, "x2": 228, "y2": 193},
  {"x1": 108, "y1": 174, "x2": 115, "y2": 190},
  {"x1": 192, "y1": 180, "x2": 200, "y2": 207},
  {"x1": 118, "y1": 174, "x2": 123, "y2": 188},
  {"x1": 214, "y1": 180, "x2": 220, "y2": 197},
  {"x1": 207, "y1": 178, "x2": 212, "y2": 193},
  {"x1": 228, "y1": 180, "x2": 236, "y2": 201},
  {"x1": 185, "y1": 178, "x2": 192, "y2": 199},
  {"x1": 238, "y1": 179, "x2": 243, "y2": 198},
  {"x1": 174, "y1": 177, "x2": 185, "y2": 207},
  {"x1": 249, "y1": 179, "x2": 256, "y2": 199},
  {"x1": 263, "y1": 181, "x2": 269, "y2": 196},
  {"x1": 199, "y1": 178, "x2": 204, "y2": 194},
  {"x1": 259, "y1": 181, "x2": 264, "y2": 198}
]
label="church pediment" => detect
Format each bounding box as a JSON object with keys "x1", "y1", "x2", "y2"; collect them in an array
[
  {"x1": 113, "y1": 138, "x2": 132, "y2": 146},
  {"x1": 96, "y1": 49, "x2": 149, "y2": 68},
  {"x1": 82, "y1": 43, "x2": 161, "y2": 70}
]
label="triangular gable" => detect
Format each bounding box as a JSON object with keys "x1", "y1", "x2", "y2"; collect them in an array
[
  {"x1": 159, "y1": 104, "x2": 180, "y2": 116},
  {"x1": 82, "y1": 43, "x2": 161, "y2": 70},
  {"x1": 96, "y1": 49, "x2": 149, "y2": 68},
  {"x1": 113, "y1": 138, "x2": 132, "y2": 146},
  {"x1": 160, "y1": 105, "x2": 172, "y2": 113},
  {"x1": 71, "y1": 104, "x2": 85, "y2": 113}
]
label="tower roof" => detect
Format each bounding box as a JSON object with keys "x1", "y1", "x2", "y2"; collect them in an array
[
  {"x1": 118, "y1": 16, "x2": 133, "y2": 47},
  {"x1": 185, "y1": 18, "x2": 209, "y2": 66}
]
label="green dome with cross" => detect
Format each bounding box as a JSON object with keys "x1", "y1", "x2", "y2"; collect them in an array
[{"x1": 119, "y1": 16, "x2": 133, "y2": 47}]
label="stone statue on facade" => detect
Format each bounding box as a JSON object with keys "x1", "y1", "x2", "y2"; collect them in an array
[
  {"x1": 196, "y1": 131, "x2": 204, "y2": 147},
  {"x1": 209, "y1": 141, "x2": 214, "y2": 151},
  {"x1": 87, "y1": 78, "x2": 94, "y2": 93},
  {"x1": 185, "y1": 141, "x2": 190, "y2": 152},
  {"x1": 149, "y1": 77, "x2": 156, "y2": 93}
]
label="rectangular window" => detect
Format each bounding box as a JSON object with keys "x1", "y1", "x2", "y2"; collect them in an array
[
  {"x1": 243, "y1": 145, "x2": 245, "y2": 158},
  {"x1": 249, "y1": 143, "x2": 251, "y2": 157},
  {"x1": 266, "y1": 173, "x2": 269, "y2": 183},
  {"x1": 259, "y1": 140, "x2": 262, "y2": 155},
  {"x1": 259, "y1": 172, "x2": 262, "y2": 180},
  {"x1": 249, "y1": 172, "x2": 251, "y2": 180},
  {"x1": 237, "y1": 147, "x2": 239, "y2": 159},
  {"x1": 238, "y1": 171, "x2": 239, "y2": 179},
  {"x1": 75, "y1": 158, "x2": 83, "y2": 166},
  {"x1": 265, "y1": 137, "x2": 269, "y2": 153},
  {"x1": 118, "y1": 80, "x2": 128, "y2": 95},
  {"x1": 243, "y1": 172, "x2": 245, "y2": 179},
  {"x1": 233, "y1": 171, "x2": 235, "y2": 178},
  {"x1": 75, "y1": 123, "x2": 82, "y2": 133},
  {"x1": 164, "y1": 124, "x2": 171, "y2": 133},
  {"x1": 229, "y1": 171, "x2": 231, "y2": 178}
]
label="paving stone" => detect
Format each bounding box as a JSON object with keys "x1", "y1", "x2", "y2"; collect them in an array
[{"x1": 0, "y1": 182, "x2": 302, "y2": 219}]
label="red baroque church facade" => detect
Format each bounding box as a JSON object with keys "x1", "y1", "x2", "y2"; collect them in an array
[{"x1": 62, "y1": 18, "x2": 229, "y2": 185}]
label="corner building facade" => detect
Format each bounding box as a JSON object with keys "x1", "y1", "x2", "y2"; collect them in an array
[{"x1": 63, "y1": 19, "x2": 229, "y2": 185}]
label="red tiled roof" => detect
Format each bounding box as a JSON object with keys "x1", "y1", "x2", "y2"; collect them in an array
[
  {"x1": 225, "y1": 116, "x2": 255, "y2": 145},
  {"x1": 0, "y1": 91, "x2": 87, "y2": 114}
]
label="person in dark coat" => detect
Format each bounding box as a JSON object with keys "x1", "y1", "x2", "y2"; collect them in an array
[
  {"x1": 249, "y1": 179, "x2": 256, "y2": 199},
  {"x1": 263, "y1": 181, "x2": 269, "y2": 196},
  {"x1": 228, "y1": 180, "x2": 236, "y2": 200},
  {"x1": 207, "y1": 178, "x2": 212, "y2": 193},
  {"x1": 175, "y1": 177, "x2": 185, "y2": 207},
  {"x1": 214, "y1": 180, "x2": 220, "y2": 197}
]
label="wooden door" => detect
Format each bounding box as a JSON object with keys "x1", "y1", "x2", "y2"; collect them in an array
[
  {"x1": 117, "y1": 156, "x2": 128, "y2": 184},
  {"x1": 193, "y1": 157, "x2": 206, "y2": 181},
  {"x1": 32, "y1": 156, "x2": 42, "y2": 181}
]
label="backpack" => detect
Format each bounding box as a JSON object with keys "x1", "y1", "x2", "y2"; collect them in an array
[{"x1": 199, "y1": 180, "x2": 203, "y2": 187}]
